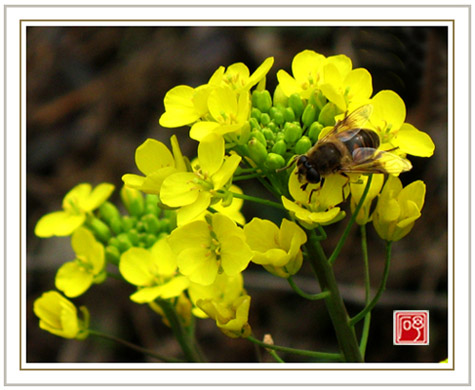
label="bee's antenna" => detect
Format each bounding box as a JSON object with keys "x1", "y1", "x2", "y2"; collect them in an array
[{"x1": 276, "y1": 155, "x2": 298, "y2": 173}]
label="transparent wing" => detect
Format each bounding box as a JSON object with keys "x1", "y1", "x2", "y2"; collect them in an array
[
  {"x1": 342, "y1": 148, "x2": 413, "y2": 175},
  {"x1": 318, "y1": 104, "x2": 373, "y2": 144}
]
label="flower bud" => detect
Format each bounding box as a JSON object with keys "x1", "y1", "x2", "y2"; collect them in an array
[
  {"x1": 264, "y1": 153, "x2": 286, "y2": 170},
  {"x1": 283, "y1": 107, "x2": 296, "y2": 123},
  {"x1": 250, "y1": 130, "x2": 267, "y2": 146},
  {"x1": 269, "y1": 106, "x2": 284, "y2": 125},
  {"x1": 142, "y1": 213, "x2": 160, "y2": 234},
  {"x1": 220, "y1": 191, "x2": 234, "y2": 207},
  {"x1": 260, "y1": 113, "x2": 271, "y2": 126},
  {"x1": 249, "y1": 117, "x2": 261, "y2": 131},
  {"x1": 105, "y1": 245, "x2": 121, "y2": 265},
  {"x1": 98, "y1": 201, "x2": 121, "y2": 225},
  {"x1": 87, "y1": 218, "x2": 111, "y2": 243},
  {"x1": 283, "y1": 122, "x2": 303, "y2": 145},
  {"x1": 262, "y1": 128, "x2": 275, "y2": 142},
  {"x1": 248, "y1": 138, "x2": 268, "y2": 164},
  {"x1": 273, "y1": 84, "x2": 288, "y2": 107},
  {"x1": 121, "y1": 216, "x2": 137, "y2": 232},
  {"x1": 116, "y1": 233, "x2": 133, "y2": 252},
  {"x1": 127, "y1": 229, "x2": 140, "y2": 246},
  {"x1": 251, "y1": 107, "x2": 262, "y2": 120},
  {"x1": 288, "y1": 93, "x2": 305, "y2": 119},
  {"x1": 294, "y1": 136, "x2": 313, "y2": 155},
  {"x1": 271, "y1": 139, "x2": 287, "y2": 155},
  {"x1": 301, "y1": 104, "x2": 318, "y2": 129},
  {"x1": 318, "y1": 102, "x2": 339, "y2": 127},
  {"x1": 144, "y1": 194, "x2": 160, "y2": 216},
  {"x1": 109, "y1": 216, "x2": 123, "y2": 235},
  {"x1": 254, "y1": 90, "x2": 273, "y2": 113},
  {"x1": 308, "y1": 122, "x2": 324, "y2": 143},
  {"x1": 120, "y1": 186, "x2": 144, "y2": 217},
  {"x1": 145, "y1": 233, "x2": 158, "y2": 248}
]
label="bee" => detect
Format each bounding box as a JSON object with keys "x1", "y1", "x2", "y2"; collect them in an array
[{"x1": 296, "y1": 104, "x2": 412, "y2": 192}]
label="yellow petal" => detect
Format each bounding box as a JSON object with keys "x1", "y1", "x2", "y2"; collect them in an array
[
  {"x1": 55, "y1": 261, "x2": 94, "y2": 298},
  {"x1": 198, "y1": 134, "x2": 225, "y2": 176},
  {"x1": 394, "y1": 123, "x2": 435, "y2": 157},
  {"x1": 80, "y1": 183, "x2": 114, "y2": 211},
  {"x1": 160, "y1": 172, "x2": 200, "y2": 207},
  {"x1": 159, "y1": 85, "x2": 201, "y2": 127},
  {"x1": 175, "y1": 191, "x2": 211, "y2": 226},
  {"x1": 34, "y1": 211, "x2": 85, "y2": 237},
  {"x1": 135, "y1": 138, "x2": 175, "y2": 176}
]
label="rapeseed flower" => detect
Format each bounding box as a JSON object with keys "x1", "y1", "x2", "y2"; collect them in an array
[
  {"x1": 119, "y1": 237, "x2": 189, "y2": 303},
  {"x1": 188, "y1": 273, "x2": 251, "y2": 338},
  {"x1": 349, "y1": 174, "x2": 385, "y2": 225},
  {"x1": 122, "y1": 135, "x2": 187, "y2": 194},
  {"x1": 369, "y1": 90, "x2": 435, "y2": 157},
  {"x1": 243, "y1": 218, "x2": 306, "y2": 278},
  {"x1": 34, "y1": 183, "x2": 114, "y2": 237},
  {"x1": 160, "y1": 134, "x2": 241, "y2": 226},
  {"x1": 282, "y1": 169, "x2": 348, "y2": 229},
  {"x1": 55, "y1": 227, "x2": 106, "y2": 298},
  {"x1": 372, "y1": 175, "x2": 426, "y2": 241},
  {"x1": 167, "y1": 213, "x2": 252, "y2": 286},
  {"x1": 33, "y1": 290, "x2": 89, "y2": 339}
]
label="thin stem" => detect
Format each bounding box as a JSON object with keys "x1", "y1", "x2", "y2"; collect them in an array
[
  {"x1": 316, "y1": 224, "x2": 328, "y2": 240},
  {"x1": 287, "y1": 276, "x2": 331, "y2": 301},
  {"x1": 155, "y1": 299, "x2": 205, "y2": 362},
  {"x1": 267, "y1": 349, "x2": 285, "y2": 363},
  {"x1": 88, "y1": 329, "x2": 183, "y2": 363},
  {"x1": 350, "y1": 241, "x2": 392, "y2": 326},
  {"x1": 305, "y1": 230, "x2": 364, "y2": 362},
  {"x1": 328, "y1": 174, "x2": 373, "y2": 265},
  {"x1": 225, "y1": 190, "x2": 285, "y2": 211},
  {"x1": 247, "y1": 336, "x2": 342, "y2": 361},
  {"x1": 359, "y1": 224, "x2": 371, "y2": 357}
]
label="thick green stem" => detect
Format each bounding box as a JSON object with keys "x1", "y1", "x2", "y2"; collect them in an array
[
  {"x1": 359, "y1": 224, "x2": 371, "y2": 357},
  {"x1": 155, "y1": 299, "x2": 205, "y2": 362},
  {"x1": 247, "y1": 335, "x2": 342, "y2": 361},
  {"x1": 225, "y1": 190, "x2": 285, "y2": 210},
  {"x1": 350, "y1": 241, "x2": 392, "y2": 326},
  {"x1": 88, "y1": 329, "x2": 183, "y2": 363},
  {"x1": 306, "y1": 230, "x2": 364, "y2": 362}
]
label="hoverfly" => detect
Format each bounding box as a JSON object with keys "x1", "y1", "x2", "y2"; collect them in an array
[{"x1": 296, "y1": 104, "x2": 412, "y2": 193}]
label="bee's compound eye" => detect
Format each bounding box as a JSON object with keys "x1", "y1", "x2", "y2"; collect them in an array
[{"x1": 306, "y1": 168, "x2": 320, "y2": 183}]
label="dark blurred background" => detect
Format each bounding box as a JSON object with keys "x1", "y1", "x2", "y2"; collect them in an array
[{"x1": 27, "y1": 26, "x2": 448, "y2": 363}]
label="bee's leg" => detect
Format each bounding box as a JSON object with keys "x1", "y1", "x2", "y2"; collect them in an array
[
  {"x1": 300, "y1": 182, "x2": 309, "y2": 191},
  {"x1": 308, "y1": 178, "x2": 324, "y2": 203},
  {"x1": 340, "y1": 173, "x2": 351, "y2": 200}
]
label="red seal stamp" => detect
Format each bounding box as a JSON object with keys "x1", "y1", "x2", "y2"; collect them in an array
[{"x1": 393, "y1": 310, "x2": 429, "y2": 345}]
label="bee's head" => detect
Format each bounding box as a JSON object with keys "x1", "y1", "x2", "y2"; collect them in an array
[{"x1": 297, "y1": 155, "x2": 320, "y2": 184}]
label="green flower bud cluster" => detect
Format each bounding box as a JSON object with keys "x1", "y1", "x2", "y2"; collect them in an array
[
  {"x1": 85, "y1": 187, "x2": 176, "y2": 265},
  {"x1": 245, "y1": 89, "x2": 341, "y2": 169}
]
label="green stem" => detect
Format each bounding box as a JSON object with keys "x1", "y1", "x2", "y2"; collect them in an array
[
  {"x1": 225, "y1": 190, "x2": 285, "y2": 211},
  {"x1": 350, "y1": 241, "x2": 392, "y2": 327},
  {"x1": 287, "y1": 276, "x2": 331, "y2": 301},
  {"x1": 88, "y1": 329, "x2": 183, "y2": 362},
  {"x1": 233, "y1": 173, "x2": 265, "y2": 181},
  {"x1": 155, "y1": 299, "x2": 205, "y2": 362},
  {"x1": 305, "y1": 230, "x2": 364, "y2": 362},
  {"x1": 267, "y1": 349, "x2": 285, "y2": 363},
  {"x1": 359, "y1": 224, "x2": 371, "y2": 357},
  {"x1": 247, "y1": 336, "x2": 342, "y2": 361},
  {"x1": 328, "y1": 174, "x2": 373, "y2": 265}
]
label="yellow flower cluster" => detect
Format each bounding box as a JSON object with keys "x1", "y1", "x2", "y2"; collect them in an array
[{"x1": 33, "y1": 49, "x2": 435, "y2": 346}]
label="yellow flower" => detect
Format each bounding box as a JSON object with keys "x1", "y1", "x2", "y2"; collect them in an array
[
  {"x1": 159, "y1": 84, "x2": 211, "y2": 128},
  {"x1": 349, "y1": 174, "x2": 385, "y2": 225},
  {"x1": 319, "y1": 55, "x2": 373, "y2": 112},
  {"x1": 372, "y1": 175, "x2": 426, "y2": 241},
  {"x1": 202, "y1": 184, "x2": 246, "y2": 226},
  {"x1": 167, "y1": 213, "x2": 253, "y2": 286},
  {"x1": 160, "y1": 134, "x2": 241, "y2": 226},
  {"x1": 189, "y1": 86, "x2": 251, "y2": 141},
  {"x1": 34, "y1": 183, "x2": 114, "y2": 237},
  {"x1": 277, "y1": 50, "x2": 326, "y2": 99},
  {"x1": 282, "y1": 168, "x2": 348, "y2": 229},
  {"x1": 119, "y1": 237, "x2": 189, "y2": 303},
  {"x1": 33, "y1": 290, "x2": 89, "y2": 339},
  {"x1": 209, "y1": 56, "x2": 274, "y2": 92},
  {"x1": 369, "y1": 90, "x2": 435, "y2": 157},
  {"x1": 148, "y1": 293, "x2": 193, "y2": 328},
  {"x1": 55, "y1": 227, "x2": 106, "y2": 298},
  {"x1": 122, "y1": 135, "x2": 187, "y2": 195},
  {"x1": 243, "y1": 218, "x2": 306, "y2": 278},
  {"x1": 188, "y1": 273, "x2": 251, "y2": 338}
]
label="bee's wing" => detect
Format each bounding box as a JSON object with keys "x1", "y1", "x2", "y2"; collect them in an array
[
  {"x1": 342, "y1": 147, "x2": 413, "y2": 175},
  {"x1": 318, "y1": 104, "x2": 373, "y2": 144}
]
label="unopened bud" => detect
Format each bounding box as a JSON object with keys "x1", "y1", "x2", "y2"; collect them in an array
[
  {"x1": 116, "y1": 233, "x2": 133, "y2": 252},
  {"x1": 301, "y1": 104, "x2": 318, "y2": 129},
  {"x1": 248, "y1": 138, "x2": 268, "y2": 164},
  {"x1": 264, "y1": 153, "x2": 286, "y2": 170},
  {"x1": 105, "y1": 245, "x2": 121, "y2": 265},
  {"x1": 98, "y1": 201, "x2": 121, "y2": 225},
  {"x1": 271, "y1": 139, "x2": 287, "y2": 155},
  {"x1": 294, "y1": 136, "x2": 313, "y2": 155},
  {"x1": 254, "y1": 90, "x2": 273, "y2": 113},
  {"x1": 273, "y1": 84, "x2": 288, "y2": 107},
  {"x1": 318, "y1": 102, "x2": 339, "y2": 127},
  {"x1": 142, "y1": 213, "x2": 160, "y2": 234},
  {"x1": 283, "y1": 107, "x2": 296, "y2": 123},
  {"x1": 288, "y1": 93, "x2": 305, "y2": 119},
  {"x1": 308, "y1": 122, "x2": 324, "y2": 143},
  {"x1": 144, "y1": 194, "x2": 160, "y2": 216},
  {"x1": 283, "y1": 122, "x2": 303, "y2": 145},
  {"x1": 120, "y1": 186, "x2": 144, "y2": 217},
  {"x1": 269, "y1": 106, "x2": 284, "y2": 126},
  {"x1": 87, "y1": 218, "x2": 111, "y2": 243},
  {"x1": 260, "y1": 113, "x2": 271, "y2": 126},
  {"x1": 121, "y1": 216, "x2": 137, "y2": 232}
]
